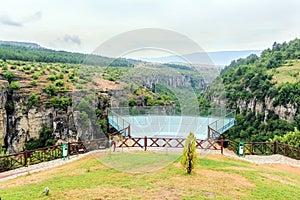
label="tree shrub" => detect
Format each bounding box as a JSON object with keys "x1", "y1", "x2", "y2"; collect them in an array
[
  {"x1": 44, "y1": 84, "x2": 58, "y2": 96},
  {"x1": 54, "y1": 80, "x2": 64, "y2": 87},
  {"x1": 24, "y1": 126, "x2": 55, "y2": 150},
  {"x1": 9, "y1": 81, "x2": 20, "y2": 91},
  {"x1": 28, "y1": 94, "x2": 40, "y2": 108},
  {"x1": 181, "y1": 132, "x2": 198, "y2": 174},
  {"x1": 3, "y1": 71, "x2": 14, "y2": 83}
]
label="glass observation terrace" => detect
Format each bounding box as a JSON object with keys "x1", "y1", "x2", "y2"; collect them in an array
[{"x1": 108, "y1": 106, "x2": 235, "y2": 139}]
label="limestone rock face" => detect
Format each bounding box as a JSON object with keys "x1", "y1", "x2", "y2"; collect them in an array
[
  {"x1": 237, "y1": 96, "x2": 297, "y2": 122},
  {"x1": 0, "y1": 85, "x2": 109, "y2": 153},
  {"x1": 0, "y1": 80, "x2": 8, "y2": 145}
]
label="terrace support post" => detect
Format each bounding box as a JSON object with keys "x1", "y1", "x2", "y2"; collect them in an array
[
  {"x1": 273, "y1": 142, "x2": 277, "y2": 155},
  {"x1": 221, "y1": 140, "x2": 224, "y2": 155},
  {"x1": 24, "y1": 151, "x2": 28, "y2": 167},
  {"x1": 128, "y1": 125, "x2": 131, "y2": 138},
  {"x1": 144, "y1": 136, "x2": 147, "y2": 151},
  {"x1": 207, "y1": 127, "x2": 211, "y2": 139}
]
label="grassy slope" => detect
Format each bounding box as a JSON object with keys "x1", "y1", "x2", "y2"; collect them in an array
[
  {"x1": 268, "y1": 59, "x2": 300, "y2": 86},
  {"x1": 0, "y1": 152, "x2": 299, "y2": 200}
]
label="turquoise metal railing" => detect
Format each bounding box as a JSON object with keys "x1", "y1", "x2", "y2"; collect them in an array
[
  {"x1": 208, "y1": 109, "x2": 236, "y2": 139},
  {"x1": 108, "y1": 110, "x2": 131, "y2": 137}
]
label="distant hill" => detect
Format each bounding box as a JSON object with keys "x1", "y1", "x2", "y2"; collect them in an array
[
  {"x1": 142, "y1": 50, "x2": 262, "y2": 66},
  {"x1": 0, "y1": 41, "x2": 41, "y2": 48},
  {"x1": 0, "y1": 40, "x2": 135, "y2": 67}
]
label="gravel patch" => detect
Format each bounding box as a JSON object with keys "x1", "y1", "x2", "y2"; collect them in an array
[{"x1": 224, "y1": 151, "x2": 300, "y2": 168}]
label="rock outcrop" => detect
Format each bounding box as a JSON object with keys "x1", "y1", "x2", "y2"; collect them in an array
[
  {"x1": 237, "y1": 96, "x2": 297, "y2": 122},
  {"x1": 0, "y1": 82, "x2": 109, "y2": 153}
]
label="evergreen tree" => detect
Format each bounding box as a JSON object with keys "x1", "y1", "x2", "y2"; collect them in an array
[{"x1": 181, "y1": 132, "x2": 198, "y2": 174}]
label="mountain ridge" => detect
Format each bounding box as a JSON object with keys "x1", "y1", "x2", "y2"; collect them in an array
[
  {"x1": 142, "y1": 50, "x2": 262, "y2": 66},
  {"x1": 0, "y1": 40, "x2": 41, "y2": 48}
]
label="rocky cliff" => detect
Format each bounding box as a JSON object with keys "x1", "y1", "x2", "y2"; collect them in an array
[
  {"x1": 236, "y1": 97, "x2": 297, "y2": 122},
  {"x1": 0, "y1": 80, "x2": 109, "y2": 153}
]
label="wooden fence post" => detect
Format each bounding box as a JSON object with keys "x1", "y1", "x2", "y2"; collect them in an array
[
  {"x1": 221, "y1": 140, "x2": 224, "y2": 155},
  {"x1": 24, "y1": 151, "x2": 28, "y2": 167},
  {"x1": 113, "y1": 141, "x2": 116, "y2": 152},
  {"x1": 273, "y1": 142, "x2": 277, "y2": 154},
  {"x1": 144, "y1": 136, "x2": 147, "y2": 151}
]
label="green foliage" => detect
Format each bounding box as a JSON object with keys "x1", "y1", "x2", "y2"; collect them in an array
[
  {"x1": 10, "y1": 65, "x2": 17, "y2": 70},
  {"x1": 49, "y1": 97, "x2": 72, "y2": 110},
  {"x1": 54, "y1": 80, "x2": 64, "y2": 87},
  {"x1": 127, "y1": 84, "x2": 175, "y2": 108},
  {"x1": 44, "y1": 84, "x2": 58, "y2": 96},
  {"x1": 0, "y1": 43, "x2": 117, "y2": 66},
  {"x1": 5, "y1": 101, "x2": 14, "y2": 114},
  {"x1": 32, "y1": 73, "x2": 40, "y2": 80},
  {"x1": 28, "y1": 94, "x2": 40, "y2": 108},
  {"x1": 98, "y1": 119, "x2": 107, "y2": 134},
  {"x1": 47, "y1": 74, "x2": 57, "y2": 81},
  {"x1": 75, "y1": 95, "x2": 97, "y2": 123},
  {"x1": 22, "y1": 65, "x2": 31, "y2": 71},
  {"x1": 225, "y1": 112, "x2": 296, "y2": 142},
  {"x1": 3, "y1": 70, "x2": 14, "y2": 83},
  {"x1": 75, "y1": 84, "x2": 83, "y2": 89},
  {"x1": 128, "y1": 98, "x2": 137, "y2": 107},
  {"x1": 0, "y1": 143, "x2": 7, "y2": 156},
  {"x1": 8, "y1": 81, "x2": 20, "y2": 91},
  {"x1": 79, "y1": 111, "x2": 89, "y2": 127},
  {"x1": 271, "y1": 127, "x2": 300, "y2": 147},
  {"x1": 2, "y1": 65, "x2": 8, "y2": 70},
  {"x1": 220, "y1": 39, "x2": 300, "y2": 142},
  {"x1": 273, "y1": 82, "x2": 300, "y2": 106},
  {"x1": 24, "y1": 126, "x2": 55, "y2": 150},
  {"x1": 181, "y1": 132, "x2": 198, "y2": 174},
  {"x1": 30, "y1": 80, "x2": 38, "y2": 86},
  {"x1": 103, "y1": 67, "x2": 128, "y2": 81}
]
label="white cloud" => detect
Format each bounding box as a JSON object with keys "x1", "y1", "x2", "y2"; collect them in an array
[
  {"x1": 1, "y1": 0, "x2": 300, "y2": 53},
  {"x1": 0, "y1": 15, "x2": 22, "y2": 27},
  {"x1": 0, "y1": 11, "x2": 42, "y2": 27},
  {"x1": 62, "y1": 34, "x2": 81, "y2": 45}
]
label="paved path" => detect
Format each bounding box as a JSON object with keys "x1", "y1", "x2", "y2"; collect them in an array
[{"x1": 0, "y1": 153, "x2": 93, "y2": 182}]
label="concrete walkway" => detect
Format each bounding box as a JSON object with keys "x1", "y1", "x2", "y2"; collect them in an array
[{"x1": 0, "y1": 153, "x2": 93, "y2": 182}]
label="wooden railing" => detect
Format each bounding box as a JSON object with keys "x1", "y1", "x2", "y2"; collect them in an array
[
  {"x1": 226, "y1": 139, "x2": 300, "y2": 160},
  {"x1": 115, "y1": 136, "x2": 224, "y2": 153},
  {"x1": 2, "y1": 137, "x2": 299, "y2": 173},
  {"x1": 0, "y1": 142, "x2": 89, "y2": 173}
]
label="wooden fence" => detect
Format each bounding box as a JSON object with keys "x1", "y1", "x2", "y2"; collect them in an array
[
  {"x1": 1, "y1": 137, "x2": 299, "y2": 173},
  {"x1": 227, "y1": 139, "x2": 300, "y2": 160},
  {"x1": 0, "y1": 142, "x2": 89, "y2": 173},
  {"x1": 114, "y1": 136, "x2": 224, "y2": 153}
]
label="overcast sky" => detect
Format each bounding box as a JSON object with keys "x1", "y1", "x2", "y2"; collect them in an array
[{"x1": 1, "y1": 0, "x2": 300, "y2": 57}]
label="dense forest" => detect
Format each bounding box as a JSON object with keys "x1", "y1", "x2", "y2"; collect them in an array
[
  {"x1": 221, "y1": 39, "x2": 300, "y2": 146},
  {"x1": 0, "y1": 43, "x2": 134, "y2": 67}
]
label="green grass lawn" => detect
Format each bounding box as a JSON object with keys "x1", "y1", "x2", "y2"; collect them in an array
[
  {"x1": 97, "y1": 151, "x2": 180, "y2": 173},
  {"x1": 0, "y1": 152, "x2": 299, "y2": 200}
]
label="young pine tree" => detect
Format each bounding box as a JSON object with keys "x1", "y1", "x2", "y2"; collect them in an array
[{"x1": 181, "y1": 132, "x2": 198, "y2": 174}]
